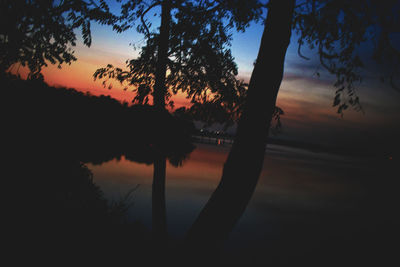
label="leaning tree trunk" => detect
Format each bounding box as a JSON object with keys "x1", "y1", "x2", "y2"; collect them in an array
[
  {"x1": 152, "y1": 0, "x2": 171, "y2": 247},
  {"x1": 184, "y1": 0, "x2": 295, "y2": 262}
]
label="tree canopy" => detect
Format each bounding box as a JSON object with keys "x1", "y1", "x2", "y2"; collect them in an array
[
  {"x1": 184, "y1": 0, "x2": 400, "y2": 261},
  {"x1": 0, "y1": 0, "x2": 117, "y2": 78},
  {"x1": 93, "y1": 0, "x2": 262, "y2": 119},
  {"x1": 293, "y1": 0, "x2": 400, "y2": 114}
]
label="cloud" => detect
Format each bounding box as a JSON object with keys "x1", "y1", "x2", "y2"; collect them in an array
[{"x1": 273, "y1": 64, "x2": 400, "y2": 153}]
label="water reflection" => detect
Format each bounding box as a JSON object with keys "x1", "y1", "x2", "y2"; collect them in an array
[
  {"x1": 89, "y1": 143, "x2": 398, "y2": 265},
  {"x1": 88, "y1": 144, "x2": 227, "y2": 235},
  {"x1": 7, "y1": 72, "x2": 396, "y2": 265},
  {"x1": 6, "y1": 74, "x2": 198, "y2": 264}
]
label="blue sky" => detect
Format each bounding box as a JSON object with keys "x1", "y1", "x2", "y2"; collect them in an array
[{"x1": 33, "y1": 0, "x2": 400, "y2": 155}]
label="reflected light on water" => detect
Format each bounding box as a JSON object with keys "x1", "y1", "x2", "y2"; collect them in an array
[
  {"x1": 88, "y1": 143, "x2": 390, "y2": 264},
  {"x1": 88, "y1": 144, "x2": 230, "y2": 235}
]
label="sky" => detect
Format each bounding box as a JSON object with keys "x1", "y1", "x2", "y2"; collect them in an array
[{"x1": 11, "y1": 0, "x2": 400, "y2": 156}]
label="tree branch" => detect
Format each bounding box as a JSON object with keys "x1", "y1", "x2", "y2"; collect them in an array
[
  {"x1": 297, "y1": 41, "x2": 310, "y2": 60},
  {"x1": 140, "y1": 1, "x2": 161, "y2": 37}
]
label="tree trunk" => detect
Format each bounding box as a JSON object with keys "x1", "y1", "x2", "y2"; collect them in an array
[
  {"x1": 184, "y1": 0, "x2": 295, "y2": 262},
  {"x1": 152, "y1": 0, "x2": 171, "y2": 248},
  {"x1": 152, "y1": 156, "x2": 167, "y2": 241},
  {"x1": 153, "y1": 0, "x2": 171, "y2": 110}
]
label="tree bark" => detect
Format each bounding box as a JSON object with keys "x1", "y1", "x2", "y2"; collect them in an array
[
  {"x1": 184, "y1": 0, "x2": 296, "y2": 262},
  {"x1": 152, "y1": 0, "x2": 171, "y2": 247}
]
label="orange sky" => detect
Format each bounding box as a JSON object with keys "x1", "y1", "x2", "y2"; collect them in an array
[
  {"x1": 9, "y1": 20, "x2": 400, "y2": 152},
  {"x1": 10, "y1": 41, "x2": 192, "y2": 107},
  {"x1": 10, "y1": 44, "x2": 400, "y2": 151}
]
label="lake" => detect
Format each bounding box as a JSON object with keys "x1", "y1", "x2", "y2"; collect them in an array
[{"x1": 88, "y1": 142, "x2": 396, "y2": 265}]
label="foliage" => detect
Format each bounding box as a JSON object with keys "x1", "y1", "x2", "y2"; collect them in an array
[
  {"x1": 293, "y1": 0, "x2": 400, "y2": 115},
  {"x1": 0, "y1": 0, "x2": 118, "y2": 78},
  {"x1": 4, "y1": 73, "x2": 195, "y2": 166},
  {"x1": 94, "y1": 0, "x2": 263, "y2": 123},
  {"x1": 115, "y1": 0, "x2": 264, "y2": 37}
]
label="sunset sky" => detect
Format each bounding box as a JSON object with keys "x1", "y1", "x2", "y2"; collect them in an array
[{"x1": 11, "y1": 1, "x2": 400, "y2": 154}]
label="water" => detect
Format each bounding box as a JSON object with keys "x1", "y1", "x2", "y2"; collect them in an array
[
  {"x1": 88, "y1": 143, "x2": 396, "y2": 265},
  {"x1": 89, "y1": 143, "x2": 228, "y2": 237}
]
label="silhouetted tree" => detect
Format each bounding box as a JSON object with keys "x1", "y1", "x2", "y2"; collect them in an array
[
  {"x1": 94, "y1": 1, "x2": 264, "y2": 107},
  {"x1": 93, "y1": 0, "x2": 263, "y2": 244},
  {"x1": 0, "y1": 0, "x2": 118, "y2": 78},
  {"x1": 8, "y1": 0, "x2": 398, "y2": 264},
  {"x1": 184, "y1": 0, "x2": 400, "y2": 262}
]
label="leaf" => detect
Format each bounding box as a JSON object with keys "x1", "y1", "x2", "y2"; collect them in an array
[{"x1": 333, "y1": 94, "x2": 341, "y2": 106}]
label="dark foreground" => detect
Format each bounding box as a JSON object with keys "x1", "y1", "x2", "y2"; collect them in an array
[{"x1": 4, "y1": 75, "x2": 399, "y2": 266}]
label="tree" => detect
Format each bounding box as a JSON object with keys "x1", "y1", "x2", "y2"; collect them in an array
[
  {"x1": 0, "y1": 0, "x2": 118, "y2": 78},
  {"x1": 184, "y1": 0, "x2": 400, "y2": 262},
  {"x1": 8, "y1": 0, "x2": 398, "y2": 263},
  {"x1": 93, "y1": 0, "x2": 263, "y2": 245},
  {"x1": 94, "y1": 0, "x2": 263, "y2": 108}
]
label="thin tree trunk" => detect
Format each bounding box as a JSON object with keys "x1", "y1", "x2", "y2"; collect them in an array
[
  {"x1": 184, "y1": 0, "x2": 295, "y2": 262},
  {"x1": 153, "y1": 0, "x2": 171, "y2": 110},
  {"x1": 152, "y1": 156, "x2": 167, "y2": 241},
  {"x1": 152, "y1": 0, "x2": 171, "y2": 247}
]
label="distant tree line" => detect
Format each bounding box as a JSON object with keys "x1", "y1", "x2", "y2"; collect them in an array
[
  {"x1": 3, "y1": 72, "x2": 196, "y2": 265},
  {"x1": 4, "y1": 73, "x2": 195, "y2": 165}
]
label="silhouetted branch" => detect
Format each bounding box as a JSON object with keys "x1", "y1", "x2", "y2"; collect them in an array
[
  {"x1": 297, "y1": 41, "x2": 310, "y2": 60},
  {"x1": 140, "y1": 1, "x2": 161, "y2": 37}
]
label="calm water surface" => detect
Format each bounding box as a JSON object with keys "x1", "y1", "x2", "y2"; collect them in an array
[{"x1": 88, "y1": 143, "x2": 387, "y2": 264}]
